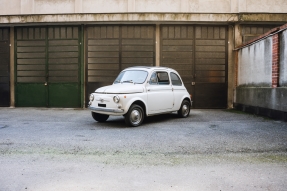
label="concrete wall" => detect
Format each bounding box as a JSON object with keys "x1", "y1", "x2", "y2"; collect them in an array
[
  {"x1": 280, "y1": 30, "x2": 287, "y2": 87},
  {"x1": 236, "y1": 29, "x2": 287, "y2": 114},
  {"x1": 1, "y1": 0, "x2": 287, "y2": 15},
  {"x1": 238, "y1": 37, "x2": 272, "y2": 87}
]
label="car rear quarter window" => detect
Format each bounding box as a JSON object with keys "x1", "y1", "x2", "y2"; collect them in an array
[{"x1": 170, "y1": 72, "x2": 182, "y2": 86}]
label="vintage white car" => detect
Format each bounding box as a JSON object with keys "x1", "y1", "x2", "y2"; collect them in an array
[{"x1": 88, "y1": 67, "x2": 192, "y2": 127}]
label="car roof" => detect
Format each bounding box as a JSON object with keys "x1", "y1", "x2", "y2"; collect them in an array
[{"x1": 124, "y1": 66, "x2": 176, "y2": 72}]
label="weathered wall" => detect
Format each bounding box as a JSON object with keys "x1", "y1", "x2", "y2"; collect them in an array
[
  {"x1": 238, "y1": 37, "x2": 272, "y2": 87},
  {"x1": 1, "y1": 0, "x2": 287, "y2": 15},
  {"x1": 280, "y1": 30, "x2": 287, "y2": 87},
  {"x1": 236, "y1": 87, "x2": 287, "y2": 111},
  {"x1": 236, "y1": 29, "x2": 287, "y2": 113}
]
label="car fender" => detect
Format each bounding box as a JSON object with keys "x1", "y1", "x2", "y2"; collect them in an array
[
  {"x1": 175, "y1": 95, "x2": 192, "y2": 110},
  {"x1": 123, "y1": 95, "x2": 148, "y2": 115}
]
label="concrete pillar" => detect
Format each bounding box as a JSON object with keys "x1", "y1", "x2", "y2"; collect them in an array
[
  {"x1": 10, "y1": 27, "x2": 15, "y2": 108},
  {"x1": 228, "y1": 25, "x2": 235, "y2": 108},
  {"x1": 155, "y1": 24, "x2": 160, "y2": 67},
  {"x1": 234, "y1": 24, "x2": 242, "y2": 47}
]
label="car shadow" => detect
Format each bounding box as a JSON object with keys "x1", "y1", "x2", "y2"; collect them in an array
[{"x1": 89, "y1": 113, "x2": 180, "y2": 129}]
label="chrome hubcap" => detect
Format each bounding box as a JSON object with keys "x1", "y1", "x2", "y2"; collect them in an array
[
  {"x1": 182, "y1": 104, "x2": 189, "y2": 116},
  {"x1": 130, "y1": 109, "x2": 141, "y2": 125}
]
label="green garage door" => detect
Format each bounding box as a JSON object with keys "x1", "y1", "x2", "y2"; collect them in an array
[{"x1": 16, "y1": 26, "x2": 81, "y2": 107}]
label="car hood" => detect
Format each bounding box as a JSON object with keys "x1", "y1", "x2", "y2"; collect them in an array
[{"x1": 95, "y1": 84, "x2": 144, "y2": 94}]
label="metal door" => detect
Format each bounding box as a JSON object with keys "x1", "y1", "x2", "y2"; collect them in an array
[
  {"x1": 161, "y1": 25, "x2": 194, "y2": 95},
  {"x1": 0, "y1": 28, "x2": 10, "y2": 106},
  {"x1": 194, "y1": 26, "x2": 227, "y2": 108},
  {"x1": 86, "y1": 25, "x2": 155, "y2": 105},
  {"x1": 161, "y1": 25, "x2": 227, "y2": 108},
  {"x1": 15, "y1": 26, "x2": 81, "y2": 107}
]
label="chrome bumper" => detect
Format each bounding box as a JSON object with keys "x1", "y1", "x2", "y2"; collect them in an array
[{"x1": 88, "y1": 106, "x2": 124, "y2": 113}]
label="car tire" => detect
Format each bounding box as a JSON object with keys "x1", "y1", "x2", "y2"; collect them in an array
[
  {"x1": 124, "y1": 104, "x2": 144, "y2": 127},
  {"x1": 177, "y1": 100, "x2": 190, "y2": 118},
  {"x1": 91, "y1": 112, "x2": 109, "y2": 122}
]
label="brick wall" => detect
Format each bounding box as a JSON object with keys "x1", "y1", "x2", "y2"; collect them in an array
[{"x1": 272, "y1": 34, "x2": 280, "y2": 87}]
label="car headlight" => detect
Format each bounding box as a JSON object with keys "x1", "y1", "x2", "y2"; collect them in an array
[
  {"x1": 113, "y1": 95, "x2": 120, "y2": 103},
  {"x1": 89, "y1": 94, "x2": 94, "y2": 101}
]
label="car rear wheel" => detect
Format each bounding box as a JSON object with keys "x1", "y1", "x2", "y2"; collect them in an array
[
  {"x1": 124, "y1": 104, "x2": 144, "y2": 127},
  {"x1": 177, "y1": 100, "x2": 190, "y2": 118},
  {"x1": 91, "y1": 112, "x2": 109, "y2": 122}
]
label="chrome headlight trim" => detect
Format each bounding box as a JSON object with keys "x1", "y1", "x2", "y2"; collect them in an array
[
  {"x1": 113, "y1": 95, "x2": 120, "y2": 103},
  {"x1": 89, "y1": 94, "x2": 94, "y2": 101}
]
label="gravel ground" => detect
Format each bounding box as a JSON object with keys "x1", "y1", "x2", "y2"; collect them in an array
[{"x1": 0, "y1": 108, "x2": 287, "y2": 191}]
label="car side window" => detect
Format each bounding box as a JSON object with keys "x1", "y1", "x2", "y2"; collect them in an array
[
  {"x1": 170, "y1": 72, "x2": 182, "y2": 86},
  {"x1": 149, "y1": 72, "x2": 170, "y2": 85}
]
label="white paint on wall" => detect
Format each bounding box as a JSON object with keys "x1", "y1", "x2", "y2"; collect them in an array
[
  {"x1": 238, "y1": 37, "x2": 272, "y2": 86},
  {"x1": 280, "y1": 30, "x2": 287, "y2": 87},
  {"x1": 1, "y1": 0, "x2": 287, "y2": 15},
  {"x1": 83, "y1": 0, "x2": 128, "y2": 13},
  {"x1": 34, "y1": 0, "x2": 75, "y2": 14}
]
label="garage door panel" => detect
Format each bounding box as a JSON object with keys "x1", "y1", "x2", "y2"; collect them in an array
[
  {"x1": 88, "y1": 45, "x2": 119, "y2": 51},
  {"x1": 86, "y1": 25, "x2": 155, "y2": 106},
  {"x1": 195, "y1": 84, "x2": 227, "y2": 108},
  {"x1": 122, "y1": 57, "x2": 153, "y2": 64},
  {"x1": 162, "y1": 46, "x2": 193, "y2": 51},
  {"x1": 122, "y1": 39, "x2": 153, "y2": 45},
  {"x1": 88, "y1": 63, "x2": 118, "y2": 70},
  {"x1": 196, "y1": 58, "x2": 225, "y2": 65},
  {"x1": 16, "y1": 26, "x2": 81, "y2": 107},
  {"x1": 16, "y1": 84, "x2": 46, "y2": 107},
  {"x1": 18, "y1": 47, "x2": 46, "y2": 52},
  {"x1": 88, "y1": 39, "x2": 119, "y2": 45},
  {"x1": 49, "y1": 58, "x2": 78, "y2": 64},
  {"x1": 196, "y1": 52, "x2": 225, "y2": 59},
  {"x1": 88, "y1": 58, "x2": 119, "y2": 64},
  {"x1": 49, "y1": 40, "x2": 78, "y2": 46},
  {"x1": 17, "y1": 76, "x2": 46, "y2": 83},
  {"x1": 49, "y1": 46, "x2": 78, "y2": 52},
  {"x1": 17, "y1": 41, "x2": 45, "y2": 46},
  {"x1": 48, "y1": 83, "x2": 79, "y2": 107},
  {"x1": 196, "y1": 46, "x2": 225, "y2": 52},
  {"x1": 122, "y1": 45, "x2": 153, "y2": 51},
  {"x1": 162, "y1": 52, "x2": 192, "y2": 58},
  {"x1": 18, "y1": 59, "x2": 45, "y2": 65},
  {"x1": 88, "y1": 52, "x2": 118, "y2": 58},
  {"x1": 161, "y1": 25, "x2": 227, "y2": 108},
  {"x1": 196, "y1": 40, "x2": 225, "y2": 46}
]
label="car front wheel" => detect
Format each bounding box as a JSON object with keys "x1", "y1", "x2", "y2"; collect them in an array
[
  {"x1": 177, "y1": 100, "x2": 190, "y2": 118},
  {"x1": 91, "y1": 112, "x2": 109, "y2": 122},
  {"x1": 124, "y1": 104, "x2": 144, "y2": 127}
]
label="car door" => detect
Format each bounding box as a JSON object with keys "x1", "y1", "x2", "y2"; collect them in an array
[
  {"x1": 146, "y1": 71, "x2": 174, "y2": 114},
  {"x1": 170, "y1": 72, "x2": 187, "y2": 109}
]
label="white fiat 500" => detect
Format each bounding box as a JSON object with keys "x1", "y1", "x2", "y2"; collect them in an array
[{"x1": 88, "y1": 67, "x2": 192, "y2": 127}]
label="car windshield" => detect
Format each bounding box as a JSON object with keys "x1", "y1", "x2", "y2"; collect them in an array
[{"x1": 114, "y1": 70, "x2": 148, "y2": 84}]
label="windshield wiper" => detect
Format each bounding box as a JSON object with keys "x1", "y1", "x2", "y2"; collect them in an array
[{"x1": 122, "y1": 80, "x2": 134, "y2": 83}]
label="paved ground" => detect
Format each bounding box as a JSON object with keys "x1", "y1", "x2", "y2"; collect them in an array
[{"x1": 0, "y1": 108, "x2": 287, "y2": 191}]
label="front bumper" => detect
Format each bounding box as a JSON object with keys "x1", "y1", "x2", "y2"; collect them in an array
[{"x1": 88, "y1": 106, "x2": 124, "y2": 113}]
